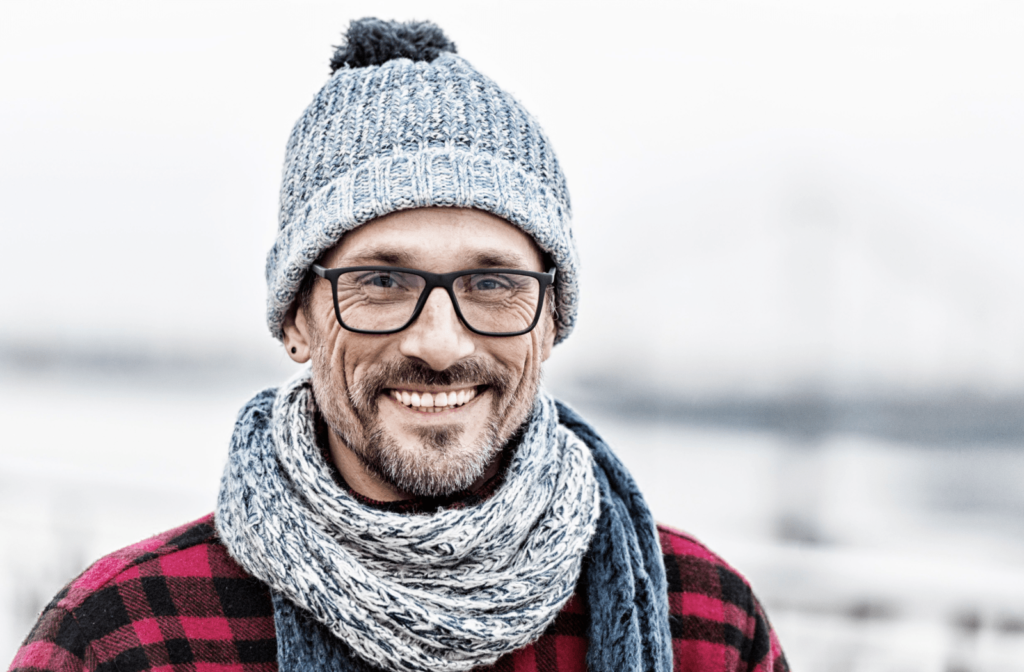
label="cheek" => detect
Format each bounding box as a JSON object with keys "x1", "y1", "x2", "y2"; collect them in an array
[
  {"x1": 489, "y1": 333, "x2": 544, "y2": 379},
  {"x1": 343, "y1": 338, "x2": 398, "y2": 391},
  {"x1": 310, "y1": 317, "x2": 366, "y2": 390}
]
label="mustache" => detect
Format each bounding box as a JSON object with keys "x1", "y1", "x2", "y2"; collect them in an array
[{"x1": 350, "y1": 358, "x2": 512, "y2": 408}]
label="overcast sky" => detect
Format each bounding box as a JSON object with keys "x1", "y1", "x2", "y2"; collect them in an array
[{"x1": 2, "y1": 0, "x2": 1022, "y2": 393}]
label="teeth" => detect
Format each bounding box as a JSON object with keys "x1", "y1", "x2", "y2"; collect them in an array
[{"x1": 389, "y1": 387, "x2": 478, "y2": 412}]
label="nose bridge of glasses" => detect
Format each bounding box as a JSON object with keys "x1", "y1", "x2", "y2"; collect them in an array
[{"x1": 416, "y1": 283, "x2": 465, "y2": 329}]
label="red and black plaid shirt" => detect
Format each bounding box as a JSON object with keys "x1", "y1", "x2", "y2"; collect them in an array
[{"x1": 9, "y1": 514, "x2": 787, "y2": 672}]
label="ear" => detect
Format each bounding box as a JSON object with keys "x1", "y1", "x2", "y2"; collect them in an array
[
  {"x1": 282, "y1": 304, "x2": 312, "y2": 363},
  {"x1": 539, "y1": 305, "x2": 557, "y2": 363}
]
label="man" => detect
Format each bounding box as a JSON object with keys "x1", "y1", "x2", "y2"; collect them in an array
[{"x1": 10, "y1": 18, "x2": 787, "y2": 672}]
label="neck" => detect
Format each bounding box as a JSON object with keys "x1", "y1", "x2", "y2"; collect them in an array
[{"x1": 325, "y1": 428, "x2": 503, "y2": 502}]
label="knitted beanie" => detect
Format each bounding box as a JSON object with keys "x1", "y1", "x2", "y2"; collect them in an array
[{"x1": 266, "y1": 18, "x2": 578, "y2": 343}]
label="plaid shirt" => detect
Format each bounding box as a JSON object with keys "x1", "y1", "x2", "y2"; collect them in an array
[{"x1": 9, "y1": 514, "x2": 788, "y2": 672}]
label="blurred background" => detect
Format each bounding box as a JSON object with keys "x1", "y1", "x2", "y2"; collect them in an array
[{"x1": 2, "y1": 1, "x2": 1023, "y2": 670}]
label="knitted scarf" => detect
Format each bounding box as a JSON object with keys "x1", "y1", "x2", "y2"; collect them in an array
[{"x1": 216, "y1": 370, "x2": 672, "y2": 672}]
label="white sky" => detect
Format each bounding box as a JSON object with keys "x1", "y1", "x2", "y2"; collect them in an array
[{"x1": 1, "y1": 0, "x2": 1022, "y2": 393}]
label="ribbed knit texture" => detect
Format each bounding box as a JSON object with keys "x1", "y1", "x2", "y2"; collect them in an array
[
  {"x1": 215, "y1": 369, "x2": 601, "y2": 672},
  {"x1": 266, "y1": 42, "x2": 578, "y2": 342},
  {"x1": 556, "y1": 401, "x2": 674, "y2": 672}
]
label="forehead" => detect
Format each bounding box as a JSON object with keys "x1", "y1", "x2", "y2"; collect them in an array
[{"x1": 323, "y1": 207, "x2": 546, "y2": 271}]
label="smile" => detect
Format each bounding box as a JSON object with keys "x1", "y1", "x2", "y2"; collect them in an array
[{"x1": 387, "y1": 387, "x2": 480, "y2": 413}]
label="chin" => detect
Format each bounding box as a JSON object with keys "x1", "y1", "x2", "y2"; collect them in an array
[{"x1": 360, "y1": 419, "x2": 502, "y2": 497}]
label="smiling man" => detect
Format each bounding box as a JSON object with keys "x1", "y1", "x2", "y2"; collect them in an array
[
  {"x1": 288, "y1": 208, "x2": 556, "y2": 503},
  {"x1": 10, "y1": 18, "x2": 787, "y2": 672}
]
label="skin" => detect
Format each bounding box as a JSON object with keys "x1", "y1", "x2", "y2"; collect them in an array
[{"x1": 282, "y1": 207, "x2": 556, "y2": 502}]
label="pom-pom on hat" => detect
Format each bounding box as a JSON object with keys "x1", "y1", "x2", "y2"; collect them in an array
[
  {"x1": 329, "y1": 17, "x2": 457, "y2": 69},
  {"x1": 266, "y1": 18, "x2": 579, "y2": 344}
]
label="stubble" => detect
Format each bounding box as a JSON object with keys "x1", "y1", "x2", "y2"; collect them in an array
[{"x1": 307, "y1": 322, "x2": 539, "y2": 497}]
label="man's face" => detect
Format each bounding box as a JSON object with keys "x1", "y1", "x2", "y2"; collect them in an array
[{"x1": 285, "y1": 208, "x2": 556, "y2": 498}]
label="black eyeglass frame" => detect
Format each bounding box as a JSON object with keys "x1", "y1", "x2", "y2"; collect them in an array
[{"x1": 311, "y1": 264, "x2": 557, "y2": 337}]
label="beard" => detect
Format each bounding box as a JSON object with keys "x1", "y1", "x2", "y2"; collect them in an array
[{"x1": 307, "y1": 328, "x2": 540, "y2": 498}]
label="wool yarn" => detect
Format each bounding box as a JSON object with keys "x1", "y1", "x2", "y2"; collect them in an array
[
  {"x1": 556, "y1": 401, "x2": 674, "y2": 672},
  {"x1": 265, "y1": 19, "x2": 579, "y2": 344},
  {"x1": 263, "y1": 398, "x2": 675, "y2": 672},
  {"x1": 216, "y1": 369, "x2": 600, "y2": 672}
]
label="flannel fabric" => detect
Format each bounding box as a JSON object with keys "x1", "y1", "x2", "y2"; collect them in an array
[{"x1": 9, "y1": 515, "x2": 787, "y2": 672}]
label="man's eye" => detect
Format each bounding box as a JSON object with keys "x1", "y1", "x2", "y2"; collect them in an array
[
  {"x1": 471, "y1": 275, "x2": 513, "y2": 291},
  {"x1": 363, "y1": 273, "x2": 400, "y2": 288}
]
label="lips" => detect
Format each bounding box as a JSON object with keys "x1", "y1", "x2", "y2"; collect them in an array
[{"x1": 387, "y1": 386, "x2": 479, "y2": 413}]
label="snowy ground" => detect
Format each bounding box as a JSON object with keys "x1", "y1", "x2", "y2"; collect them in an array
[{"x1": 2, "y1": 367, "x2": 1024, "y2": 671}]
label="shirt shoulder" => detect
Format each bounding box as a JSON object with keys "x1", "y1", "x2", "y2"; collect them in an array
[
  {"x1": 656, "y1": 525, "x2": 790, "y2": 672},
  {"x1": 8, "y1": 513, "x2": 277, "y2": 672}
]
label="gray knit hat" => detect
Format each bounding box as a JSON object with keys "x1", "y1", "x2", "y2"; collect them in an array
[{"x1": 266, "y1": 18, "x2": 578, "y2": 344}]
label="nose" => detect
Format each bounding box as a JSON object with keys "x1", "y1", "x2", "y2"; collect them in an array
[{"x1": 397, "y1": 287, "x2": 476, "y2": 370}]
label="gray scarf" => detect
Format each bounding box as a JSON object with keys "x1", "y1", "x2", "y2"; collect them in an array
[{"x1": 216, "y1": 370, "x2": 601, "y2": 672}]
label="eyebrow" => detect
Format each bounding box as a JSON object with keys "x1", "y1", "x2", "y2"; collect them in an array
[
  {"x1": 342, "y1": 246, "x2": 531, "y2": 269},
  {"x1": 468, "y1": 251, "x2": 530, "y2": 268},
  {"x1": 344, "y1": 247, "x2": 410, "y2": 266}
]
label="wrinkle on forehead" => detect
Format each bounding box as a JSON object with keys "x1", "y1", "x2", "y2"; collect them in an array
[
  {"x1": 322, "y1": 207, "x2": 546, "y2": 272},
  {"x1": 341, "y1": 246, "x2": 532, "y2": 270}
]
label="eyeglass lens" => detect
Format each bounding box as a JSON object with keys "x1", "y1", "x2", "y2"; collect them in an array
[{"x1": 334, "y1": 270, "x2": 542, "y2": 334}]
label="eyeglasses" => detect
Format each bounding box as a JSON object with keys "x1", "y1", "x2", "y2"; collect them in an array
[{"x1": 311, "y1": 265, "x2": 556, "y2": 336}]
